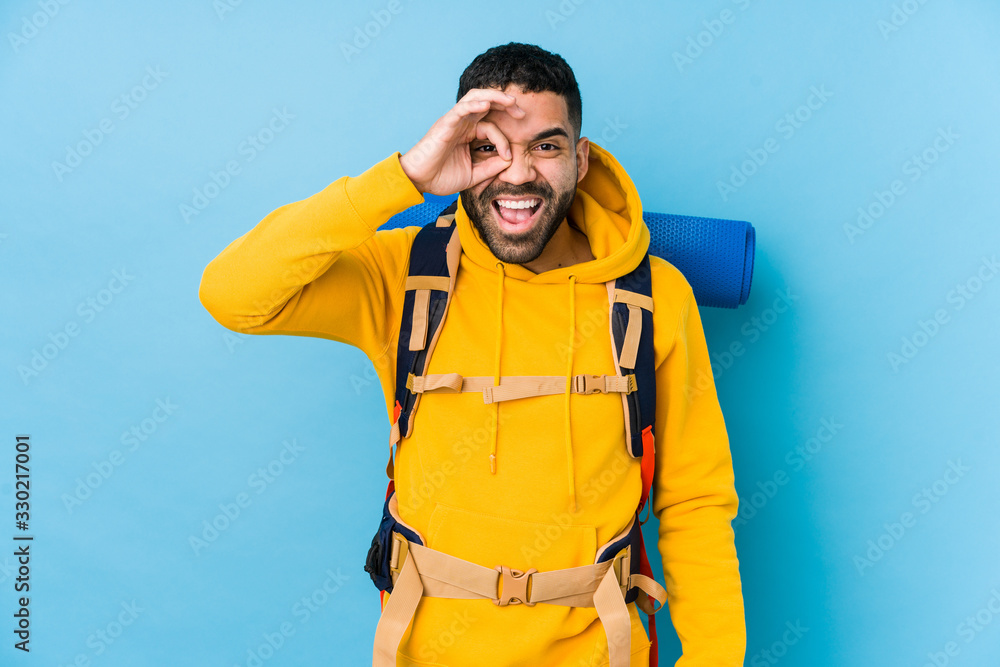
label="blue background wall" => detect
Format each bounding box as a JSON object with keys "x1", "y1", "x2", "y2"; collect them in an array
[{"x1": 3, "y1": 1, "x2": 999, "y2": 665}]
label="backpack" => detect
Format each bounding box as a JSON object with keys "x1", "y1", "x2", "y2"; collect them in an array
[{"x1": 365, "y1": 201, "x2": 666, "y2": 666}]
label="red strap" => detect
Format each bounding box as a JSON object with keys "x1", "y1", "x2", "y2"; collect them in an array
[
  {"x1": 637, "y1": 524, "x2": 659, "y2": 667},
  {"x1": 648, "y1": 613, "x2": 658, "y2": 667},
  {"x1": 380, "y1": 403, "x2": 403, "y2": 611},
  {"x1": 639, "y1": 425, "x2": 655, "y2": 512},
  {"x1": 386, "y1": 400, "x2": 403, "y2": 480},
  {"x1": 639, "y1": 424, "x2": 659, "y2": 664}
]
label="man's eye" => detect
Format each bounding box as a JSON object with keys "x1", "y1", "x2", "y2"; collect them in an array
[
  {"x1": 474, "y1": 144, "x2": 496, "y2": 153},
  {"x1": 535, "y1": 143, "x2": 557, "y2": 151}
]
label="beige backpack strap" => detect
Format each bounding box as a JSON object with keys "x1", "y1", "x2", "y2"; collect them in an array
[
  {"x1": 629, "y1": 573, "x2": 667, "y2": 614},
  {"x1": 611, "y1": 287, "x2": 654, "y2": 369},
  {"x1": 594, "y1": 564, "x2": 632, "y2": 667},
  {"x1": 372, "y1": 533, "x2": 641, "y2": 667},
  {"x1": 372, "y1": 549, "x2": 422, "y2": 667},
  {"x1": 404, "y1": 276, "x2": 450, "y2": 352},
  {"x1": 407, "y1": 373, "x2": 636, "y2": 402}
]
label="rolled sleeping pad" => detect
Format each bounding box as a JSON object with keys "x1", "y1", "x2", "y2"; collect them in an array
[{"x1": 380, "y1": 194, "x2": 756, "y2": 309}]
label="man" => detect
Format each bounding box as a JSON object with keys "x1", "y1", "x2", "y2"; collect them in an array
[{"x1": 200, "y1": 42, "x2": 745, "y2": 666}]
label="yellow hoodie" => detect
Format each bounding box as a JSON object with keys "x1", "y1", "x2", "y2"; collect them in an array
[{"x1": 199, "y1": 143, "x2": 745, "y2": 666}]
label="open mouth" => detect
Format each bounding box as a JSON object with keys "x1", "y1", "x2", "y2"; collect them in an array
[{"x1": 491, "y1": 196, "x2": 544, "y2": 233}]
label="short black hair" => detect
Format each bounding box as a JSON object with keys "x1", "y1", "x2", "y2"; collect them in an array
[{"x1": 457, "y1": 42, "x2": 582, "y2": 141}]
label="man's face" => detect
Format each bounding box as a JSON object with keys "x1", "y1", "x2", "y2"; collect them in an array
[{"x1": 460, "y1": 85, "x2": 589, "y2": 265}]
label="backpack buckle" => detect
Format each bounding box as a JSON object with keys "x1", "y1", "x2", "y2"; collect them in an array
[
  {"x1": 494, "y1": 565, "x2": 537, "y2": 606},
  {"x1": 388, "y1": 532, "x2": 410, "y2": 586},
  {"x1": 612, "y1": 547, "x2": 631, "y2": 597},
  {"x1": 574, "y1": 374, "x2": 607, "y2": 394}
]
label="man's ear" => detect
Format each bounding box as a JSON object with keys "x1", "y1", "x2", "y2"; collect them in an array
[{"x1": 575, "y1": 136, "x2": 590, "y2": 183}]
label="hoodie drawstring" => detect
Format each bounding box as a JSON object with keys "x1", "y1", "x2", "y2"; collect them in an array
[
  {"x1": 565, "y1": 275, "x2": 578, "y2": 512},
  {"x1": 489, "y1": 262, "x2": 505, "y2": 474},
  {"x1": 488, "y1": 263, "x2": 579, "y2": 512}
]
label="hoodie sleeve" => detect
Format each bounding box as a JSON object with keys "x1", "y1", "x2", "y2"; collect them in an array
[
  {"x1": 652, "y1": 290, "x2": 746, "y2": 665},
  {"x1": 198, "y1": 152, "x2": 424, "y2": 362}
]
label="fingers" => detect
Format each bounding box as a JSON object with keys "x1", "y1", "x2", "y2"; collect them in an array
[
  {"x1": 470, "y1": 152, "x2": 512, "y2": 188},
  {"x1": 433, "y1": 89, "x2": 525, "y2": 153},
  {"x1": 475, "y1": 120, "x2": 511, "y2": 160},
  {"x1": 467, "y1": 120, "x2": 511, "y2": 188},
  {"x1": 409, "y1": 88, "x2": 525, "y2": 193},
  {"x1": 454, "y1": 88, "x2": 526, "y2": 122},
  {"x1": 469, "y1": 121, "x2": 512, "y2": 187}
]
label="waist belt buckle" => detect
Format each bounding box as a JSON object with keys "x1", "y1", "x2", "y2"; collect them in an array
[{"x1": 494, "y1": 565, "x2": 537, "y2": 607}]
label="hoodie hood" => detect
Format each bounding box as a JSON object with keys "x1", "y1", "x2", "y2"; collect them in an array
[
  {"x1": 454, "y1": 141, "x2": 649, "y2": 284},
  {"x1": 451, "y1": 141, "x2": 650, "y2": 510}
]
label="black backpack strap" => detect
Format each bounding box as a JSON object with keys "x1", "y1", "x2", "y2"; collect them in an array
[
  {"x1": 386, "y1": 201, "x2": 460, "y2": 478},
  {"x1": 608, "y1": 254, "x2": 656, "y2": 458},
  {"x1": 609, "y1": 253, "x2": 665, "y2": 656}
]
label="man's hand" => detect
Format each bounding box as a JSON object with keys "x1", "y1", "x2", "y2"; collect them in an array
[{"x1": 399, "y1": 88, "x2": 525, "y2": 195}]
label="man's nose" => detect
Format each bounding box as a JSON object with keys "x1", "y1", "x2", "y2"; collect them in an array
[{"x1": 497, "y1": 149, "x2": 535, "y2": 185}]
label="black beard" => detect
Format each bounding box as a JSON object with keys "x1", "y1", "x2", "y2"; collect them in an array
[{"x1": 461, "y1": 178, "x2": 577, "y2": 265}]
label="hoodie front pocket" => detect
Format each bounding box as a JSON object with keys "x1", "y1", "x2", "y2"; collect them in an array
[{"x1": 426, "y1": 501, "x2": 598, "y2": 573}]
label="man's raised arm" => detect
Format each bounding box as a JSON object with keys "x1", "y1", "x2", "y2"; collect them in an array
[
  {"x1": 198, "y1": 152, "x2": 424, "y2": 360},
  {"x1": 199, "y1": 88, "x2": 524, "y2": 360}
]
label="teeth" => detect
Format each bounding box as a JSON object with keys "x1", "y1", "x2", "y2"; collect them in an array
[{"x1": 495, "y1": 199, "x2": 539, "y2": 209}]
